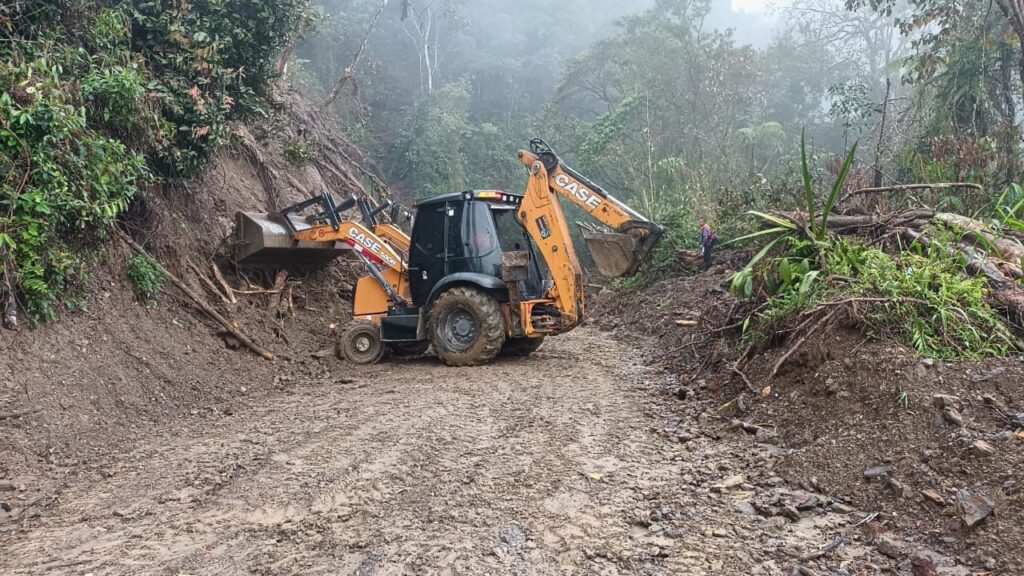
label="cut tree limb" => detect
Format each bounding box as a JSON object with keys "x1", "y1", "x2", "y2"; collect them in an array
[
  {"x1": 933, "y1": 212, "x2": 1024, "y2": 264},
  {"x1": 773, "y1": 210, "x2": 934, "y2": 233},
  {"x1": 211, "y1": 263, "x2": 238, "y2": 304},
  {"x1": 115, "y1": 228, "x2": 276, "y2": 361},
  {"x1": 188, "y1": 262, "x2": 232, "y2": 305}
]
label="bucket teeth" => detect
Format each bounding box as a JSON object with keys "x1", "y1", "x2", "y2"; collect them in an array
[{"x1": 234, "y1": 212, "x2": 350, "y2": 268}]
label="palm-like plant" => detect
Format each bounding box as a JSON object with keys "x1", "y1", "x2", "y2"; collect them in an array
[{"x1": 728, "y1": 130, "x2": 858, "y2": 299}]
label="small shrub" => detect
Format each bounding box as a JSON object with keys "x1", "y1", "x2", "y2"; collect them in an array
[
  {"x1": 127, "y1": 254, "x2": 166, "y2": 301},
  {"x1": 284, "y1": 141, "x2": 312, "y2": 165}
]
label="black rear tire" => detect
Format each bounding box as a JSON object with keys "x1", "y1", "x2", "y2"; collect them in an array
[
  {"x1": 338, "y1": 321, "x2": 386, "y2": 365},
  {"x1": 429, "y1": 287, "x2": 506, "y2": 367},
  {"x1": 502, "y1": 337, "x2": 545, "y2": 357}
]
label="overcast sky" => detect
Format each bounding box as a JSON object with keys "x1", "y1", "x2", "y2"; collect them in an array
[
  {"x1": 710, "y1": 0, "x2": 790, "y2": 46},
  {"x1": 731, "y1": 0, "x2": 773, "y2": 13}
]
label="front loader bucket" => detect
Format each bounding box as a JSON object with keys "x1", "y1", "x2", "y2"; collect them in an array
[
  {"x1": 234, "y1": 212, "x2": 349, "y2": 268},
  {"x1": 582, "y1": 229, "x2": 644, "y2": 278}
]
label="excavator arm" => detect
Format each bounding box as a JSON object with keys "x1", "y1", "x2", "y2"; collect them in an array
[
  {"x1": 518, "y1": 139, "x2": 664, "y2": 277},
  {"x1": 515, "y1": 139, "x2": 663, "y2": 332}
]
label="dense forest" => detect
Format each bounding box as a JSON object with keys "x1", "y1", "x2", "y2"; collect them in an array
[
  {"x1": 2, "y1": 0, "x2": 1024, "y2": 342},
  {"x1": 292, "y1": 0, "x2": 1024, "y2": 267}
]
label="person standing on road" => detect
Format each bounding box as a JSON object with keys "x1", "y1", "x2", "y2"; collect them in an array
[{"x1": 699, "y1": 218, "x2": 717, "y2": 271}]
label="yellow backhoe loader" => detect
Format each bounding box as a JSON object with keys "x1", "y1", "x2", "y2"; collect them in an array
[{"x1": 235, "y1": 139, "x2": 663, "y2": 366}]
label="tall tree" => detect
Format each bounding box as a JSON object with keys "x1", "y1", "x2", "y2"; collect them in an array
[{"x1": 850, "y1": 0, "x2": 1022, "y2": 184}]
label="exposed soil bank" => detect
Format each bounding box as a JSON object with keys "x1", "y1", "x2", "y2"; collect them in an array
[{"x1": 598, "y1": 265, "x2": 1024, "y2": 575}]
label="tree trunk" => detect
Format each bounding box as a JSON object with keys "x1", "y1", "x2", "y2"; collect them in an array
[
  {"x1": 873, "y1": 77, "x2": 891, "y2": 189},
  {"x1": 319, "y1": 0, "x2": 389, "y2": 112},
  {"x1": 994, "y1": 0, "x2": 1024, "y2": 112},
  {"x1": 275, "y1": 38, "x2": 299, "y2": 77},
  {"x1": 932, "y1": 213, "x2": 1024, "y2": 264}
]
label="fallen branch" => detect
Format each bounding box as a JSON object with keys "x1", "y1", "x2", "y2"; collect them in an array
[
  {"x1": 188, "y1": 262, "x2": 232, "y2": 305},
  {"x1": 839, "y1": 182, "x2": 982, "y2": 205},
  {"x1": 115, "y1": 228, "x2": 276, "y2": 361},
  {"x1": 228, "y1": 270, "x2": 291, "y2": 296},
  {"x1": 730, "y1": 363, "x2": 757, "y2": 394},
  {"x1": 772, "y1": 209, "x2": 934, "y2": 233},
  {"x1": 799, "y1": 534, "x2": 844, "y2": 562},
  {"x1": 231, "y1": 287, "x2": 286, "y2": 296},
  {"x1": 770, "y1": 307, "x2": 840, "y2": 380},
  {"x1": 210, "y1": 263, "x2": 238, "y2": 304},
  {"x1": 728, "y1": 419, "x2": 771, "y2": 435}
]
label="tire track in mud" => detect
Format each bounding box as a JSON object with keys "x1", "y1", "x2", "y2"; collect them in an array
[
  {"x1": 1, "y1": 329, "x2": 656, "y2": 575},
  {"x1": 1, "y1": 327, "x2": 849, "y2": 575}
]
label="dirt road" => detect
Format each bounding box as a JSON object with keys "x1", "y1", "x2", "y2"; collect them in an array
[{"x1": 2, "y1": 328, "x2": 862, "y2": 576}]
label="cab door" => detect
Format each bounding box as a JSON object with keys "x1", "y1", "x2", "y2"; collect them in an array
[{"x1": 408, "y1": 204, "x2": 448, "y2": 306}]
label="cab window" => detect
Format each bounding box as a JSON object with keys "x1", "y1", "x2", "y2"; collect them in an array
[
  {"x1": 492, "y1": 207, "x2": 530, "y2": 252},
  {"x1": 449, "y1": 201, "x2": 496, "y2": 258}
]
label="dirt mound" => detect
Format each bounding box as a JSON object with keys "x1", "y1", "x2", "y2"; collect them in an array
[
  {"x1": 752, "y1": 334, "x2": 1024, "y2": 571},
  {"x1": 0, "y1": 89, "x2": 368, "y2": 491},
  {"x1": 600, "y1": 263, "x2": 1024, "y2": 574}
]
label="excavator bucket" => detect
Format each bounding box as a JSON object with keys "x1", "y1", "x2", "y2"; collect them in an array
[
  {"x1": 581, "y1": 229, "x2": 644, "y2": 278},
  {"x1": 234, "y1": 211, "x2": 350, "y2": 267}
]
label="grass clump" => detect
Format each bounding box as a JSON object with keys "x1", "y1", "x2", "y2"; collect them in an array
[
  {"x1": 127, "y1": 254, "x2": 166, "y2": 302},
  {"x1": 743, "y1": 238, "x2": 1017, "y2": 360},
  {"x1": 284, "y1": 141, "x2": 313, "y2": 165}
]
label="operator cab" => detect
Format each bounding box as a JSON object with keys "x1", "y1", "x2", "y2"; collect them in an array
[{"x1": 407, "y1": 190, "x2": 547, "y2": 308}]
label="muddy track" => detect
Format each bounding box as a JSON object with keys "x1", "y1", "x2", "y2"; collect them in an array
[{"x1": 1, "y1": 328, "x2": 871, "y2": 575}]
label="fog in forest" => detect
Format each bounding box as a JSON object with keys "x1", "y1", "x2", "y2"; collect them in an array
[{"x1": 289, "y1": 0, "x2": 1020, "y2": 246}]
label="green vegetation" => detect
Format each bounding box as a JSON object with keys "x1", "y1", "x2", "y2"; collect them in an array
[
  {"x1": 1, "y1": 0, "x2": 311, "y2": 323},
  {"x1": 1, "y1": 7, "x2": 149, "y2": 321},
  {"x1": 285, "y1": 141, "x2": 313, "y2": 165},
  {"x1": 127, "y1": 254, "x2": 167, "y2": 302},
  {"x1": 896, "y1": 385, "x2": 909, "y2": 410},
  {"x1": 129, "y1": 0, "x2": 311, "y2": 174},
  {"x1": 729, "y1": 137, "x2": 1018, "y2": 360}
]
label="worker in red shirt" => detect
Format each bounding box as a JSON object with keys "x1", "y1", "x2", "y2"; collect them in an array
[{"x1": 699, "y1": 218, "x2": 717, "y2": 271}]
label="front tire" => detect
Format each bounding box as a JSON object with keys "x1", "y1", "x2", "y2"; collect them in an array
[
  {"x1": 338, "y1": 321, "x2": 386, "y2": 365},
  {"x1": 502, "y1": 337, "x2": 545, "y2": 357},
  {"x1": 429, "y1": 287, "x2": 506, "y2": 367}
]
